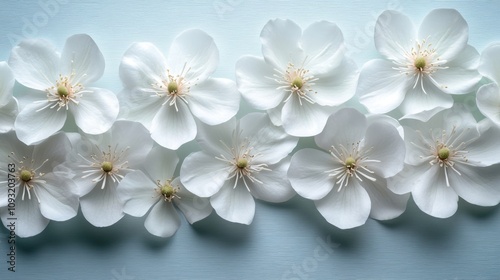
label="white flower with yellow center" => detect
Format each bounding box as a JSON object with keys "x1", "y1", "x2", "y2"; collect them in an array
[
  {"x1": 118, "y1": 147, "x2": 212, "y2": 238},
  {"x1": 0, "y1": 132, "x2": 78, "y2": 237},
  {"x1": 388, "y1": 107, "x2": 500, "y2": 218},
  {"x1": 357, "y1": 9, "x2": 482, "y2": 121},
  {"x1": 8, "y1": 34, "x2": 119, "y2": 145},
  {"x1": 288, "y1": 108, "x2": 408, "y2": 229},
  {"x1": 69, "y1": 121, "x2": 153, "y2": 227},
  {"x1": 236, "y1": 19, "x2": 357, "y2": 137},
  {"x1": 0, "y1": 62, "x2": 18, "y2": 133},
  {"x1": 180, "y1": 113, "x2": 298, "y2": 224},
  {"x1": 119, "y1": 29, "x2": 240, "y2": 150}
]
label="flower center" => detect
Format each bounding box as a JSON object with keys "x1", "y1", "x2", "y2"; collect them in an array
[
  {"x1": 57, "y1": 85, "x2": 69, "y2": 97},
  {"x1": 414, "y1": 57, "x2": 426, "y2": 70},
  {"x1": 345, "y1": 156, "x2": 356, "y2": 169},
  {"x1": 274, "y1": 61, "x2": 318, "y2": 106},
  {"x1": 101, "y1": 161, "x2": 113, "y2": 173},
  {"x1": 291, "y1": 77, "x2": 304, "y2": 90},
  {"x1": 237, "y1": 158, "x2": 248, "y2": 169},
  {"x1": 152, "y1": 64, "x2": 192, "y2": 112},
  {"x1": 161, "y1": 184, "x2": 174, "y2": 198},
  {"x1": 156, "y1": 180, "x2": 179, "y2": 202},
  {"x1": 167, "y1": 81, "x2": 178, "y2": 94},
  {"x1": 20, "y1": 169, "x2": 32, "y2": 182},
  {"x1": 43, "y1": 75, "x2": 84, "y2": 111},
  {"x1": 438, "y1": 147, "x2": 450, "y2": 160}
]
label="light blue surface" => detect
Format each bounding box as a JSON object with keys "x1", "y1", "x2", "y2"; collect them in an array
[{"x1": 1, "y1": 0, "x2": 500, "y2": 279}]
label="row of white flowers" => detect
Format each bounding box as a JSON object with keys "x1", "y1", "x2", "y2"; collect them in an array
[{"x1": 1, "y1": 8, "x2": 500, "y2": 238}]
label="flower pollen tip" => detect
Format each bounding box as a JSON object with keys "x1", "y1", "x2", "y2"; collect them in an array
[{"x1": 101, "y1": 161, "x2": 113, "y2": 173}]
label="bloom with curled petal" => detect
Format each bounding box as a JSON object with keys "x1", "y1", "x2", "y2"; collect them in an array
[
  {"x1": 476, "y1": 43, "x2": 500, "y2": 126},
  {"x1": 236, "y1": 19, "x2": 357, "y2": 137},
  {"x1": 118, "y1": 146, "x2": 212, "y2": 238},
  {"x1": 0, "y1": 62, "x2": 18, "y2": 133},
  {"x1": 8, "y1": 34, "x2": 119, "y2": 145},
  {"x1": 67, "y1": 121, "x2": 153, "y2": 227},
  {"x1": 388, "y1": 107, "x2": 500, "y2": 218},
  {"x1": 0, "y1": 132, "x2": 79, "y2": 237},
  {"x1": 288, "y1": 108, "x2": 408, "y2": 229},
  {"x1": 180, "y1": 112, "x2": 298, "y2": 225},
  {"x1": 357, "y1": 9, "x2": 481, "y2": 121},
  {"x1": 119, "y1": 29, "x2": 240, "y2": 150}
]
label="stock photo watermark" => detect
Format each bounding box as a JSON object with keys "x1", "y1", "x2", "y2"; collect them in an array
[
  {"x1": 281, "y1": 235, "x2": 340, "y2": 280},
  {"x1": 6, "y1": 0, "x2": 69, "y2": 47},
  {"x1": 5, "y1": 163, "x2": 17, "y2": 273}
]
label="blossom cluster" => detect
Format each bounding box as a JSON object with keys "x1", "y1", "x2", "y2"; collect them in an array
[{"x1": 1, "y1": 9, "x2": 500, "y2": 238}]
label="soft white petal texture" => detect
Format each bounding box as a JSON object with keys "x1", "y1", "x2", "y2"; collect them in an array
[
  {"x1": 143, "y1": 146, "x2": 178, "y2": 181},
  {"x1": 60, "y1": 34, "x2": 104, "y2": 85},
  {"x1": 145, "y1": 200, "x2": 181, "y2": 238},
  {"x1": 70, "y1": 87, "x2": 119, "y2": 134},
  {"x1": 118, "y1": 171, "x2": 159, "y2": 217},
  {"x1": 315, "y1": 108, "x2": 367, "y2": 151},
  {"x1": 465, "y1": 121, "x2": 500, "y2": 166},
  {"x1": 151, "y1": 101, "x2": 196, "y2": 149},
  {"x1": 315, "y1": 180, "x2": 371, "y2": 229},
  {"x1": 8, "y1": 39, "x2": 59, "y2": 91},
  {"x1": 260, "y1": 19, "x2": 303, "y2": 70},
  {"x1": 210, "y1": 179, "x2": 255, "y2": 225},
  {"x1": 267, "y1": 103, "x2": 284, "y2": 126},
  {"x1": 0, "y1": 98, "x2": 18, "y2": 133},
  {"x1": 374, "y1": 10, "x2": 416, "y2": 61},
  {"x1": 411, "y1": 165, "x2": 459, "y2": 218},
  {"x1": 236, "y1": 56, "x2": 285, "y2": 110},
  {"x1": 301, "y1": 21, "x2": 345, "y2": 74},
  {"x1": 310, "y1": 58, "x2": 357, "y2": 106},
  {"x1": 195, "y1": 117, "x2": 236, "y2": 157},
  {"x1": 281, "y1": 93, "x2": 333, "y2": 137},
  {"x1": 36, "y1": 173, "x2": 79, "y2": 221},
  {"x1": 15, "y1": 101, "x2": 67, "y2": 145},
  {"x1": 476, "y1": 83, "x2": 500, "y2": 126},
  {"x1": 478, "y1": 43, "x2": 500, "y2": 84},
  {"x1": 418, "y1": 9, "x2": 468, "y2": 61},
  {"x1": 119, "y1": 42, "x2": 167, "y2": 89},
  {"x1": 361, "y1": 174, "x2": 409, "y2": 220},
  {"x1": 288, "y1": 148, "x2": 335, "y2": 200},
  {"x1": 180, "y1": 151, "x2": 233, "y2": 197},
  {"x1": 119, "y1": 88, "x2": 163, "y2": 129},
  {"x1": 239, "y1": 112, "x2": 298, "y2": 164},
  {"x1": 0, "y1": 62, "x2": 15, "y2": 106},
  {"x1": 171, "y1": 177, "x2": 212, "y2": 224},
  {"x1": 248, "y1": 157, "x2": 295, "y2": 203},
  {"x1": 363, "y1": 122, "x2": 405, "y2": 178},
  {"x1": 387, "y1": 164, "x2": 423, "y2": 195},
  {"x1": 402, "y1": 126, "x2": 430, "y2": 166},
  {"x1": 80, "y1": 180, "x2": 124, "y2": 227},
  {"x1": 2, "y1": 193, "x2": 49, "y2": 237},
  {"x1": 166, "y1": 29, "x2": 219, "y2": 82},
  {"x1": 367, "y1": 114, "x2": 404, "y2": 139},
  {"x1": 32, "y1": 132, "x2": 70, "y2": 173},
  {"x1": 188, "y1": 78, "x2": 239, "y2": 125},
  {"x1": 450, "y1": 164, "x2": 500, "y2": 206},
  {"x1": 357, "y1": 59, "x2": 410, "y2": 114}
]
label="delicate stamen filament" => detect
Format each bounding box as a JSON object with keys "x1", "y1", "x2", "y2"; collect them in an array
[
  {"x1": 271, "y1": 57, "x2": 318, "y2": 106},
  {"x1": 151, "y1": 62, "x2": 194, "y2": 112}
]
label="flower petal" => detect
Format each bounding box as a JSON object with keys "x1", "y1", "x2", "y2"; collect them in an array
[
  {"x1": 118, "y1": 171, "x2": 159, "y2": 217},
  {"x1": 166, "y1": 29, "x2": 219, "y2": 82},
  {"x1": 80, "y1": 180, "x2": 124, "y2": 227},
  {"x1": 188, "y1": 78, "x2": 239, "y2": 125},
  {"x1": 119, "y1": 42, "x2": 167, "y2": 89},
  {"x1": 374, "y1": 10, "x2": 416, "y2": 61},
  {"x1": 143, "y1": 146, "x2": 179, "y2": 181},
  {"x1": 418, "y1": 9, "x2": 469, "y2": 61},
  {"x1": 450, "y1": 164, "x2": 500, "y2": 206},
  {"x1": 195, "y1": 117, "x2": 236, "y2": 157},
  {"x1": 60, "y1": 34, "x2": 104, "y2": 85},
  {"x1": 315, "y1": 180, "x2": 371, "y2": 229},
  {"x1": 151, "y1": 101, "x2": 196, "y2": 150},
  {"x1": 236, "y1": 56, "x2": 285, "y2": 110},
  {"x1": 15, "y1": 101, "x2": 67, "y2": 145},
  {"x1": 180, "y1": 151, "x2": 232, "y2": 197},
  {"x1": 301, "y1": 21, "x2": 346, "y2": 74},
  {"x1": 32, "y1": 132, "x2": 70, "y2": 173},
  {"x1": 0, "y1": 98, "x2": 18, "y2": 133},
  {"x1": 0, "y1": 62, "x2": 15, "y2": 107},
  {"x1": 2, "y1": 194, "x2": 49, "y2": 237},
  {"x1": 70, "y1": 87, "x2": 119, "y2": 134},
  {"x1": 476, "y1": 83, "x2": 500, "y2": 126},
  {"x1": 478, "y1": 43, "x2": 500, "y2": 84},
  {"x1": 144, "y1": 200, "x2": 181, "y2": 238},
  {"x1": 288, "y1": 148, "x2": 335, "y2": 200},
  {"x1": 118, "y1": 88, "x2": 163, "y2": 130},
  {"x1": 210, "y1": 179, "x2": 255, "y2": 225},
  {"x1": 357, "y1": 59, "x2": 410, "y2": 114},
  {"x1": 315, "y1": 108, "x2": 367, "y2": 151},
  {"x1": 281, "y1": 93, "x2": 333, "y2": 137},
  {"x1": 387, "y1": 164, "x2": 422, "y2": 195},
  {"x1": 466, "y1": 121, "x2": 500, "y2": 166},
  {"x1": 8, "y1": 38, "x2": 59, "y2": 90},
  {"x1": 249, "y1": 157, "x2": 295, "y2": 203},
  {"x1": 36, "y1": 173, "x2": 79, "y2": 221},
  {"x1": 310, "y1": 58, "x2": 357, "y2": 106},
  {"x1": 260, "y1": 19, "x2": 303, "y2": 70},
  {"x1": 171, "y1": 177, "x2": 212, "y2": 224},
  {"x1": 267, "y1": 103, "x2": 284, "y2": 126},
  {"x1": 361, "y1": 175, "x2": 409, "y2": 220}
]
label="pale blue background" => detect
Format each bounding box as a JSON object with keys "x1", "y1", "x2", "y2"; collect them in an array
[{"x1": 1, "y1": 0, "x2": 500, "y2": 279}]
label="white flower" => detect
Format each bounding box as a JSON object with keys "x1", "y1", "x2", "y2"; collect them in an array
[
  {"x1": 9, "y1": 34, "x2": 119, "y2": 145},
  {"x1": 180, "y1": 113, "x2": 298, "y2": 224},
  {"x1": 388, "y1": 107, "x2": 500, "y2": 218},
  {"x1": 0, "y1": 132, "x2": 78, "y2": 237},
  {"x1": 119, "y1": 29, "x2": 240, "y2": 150},
  {"x1": 0, "y1": 62, "x2": 18, "y2": 133},
  {"x1": 118, "y1": 146, "x2": 212, "y2": 237},
  {"x1": 288, "y1": 108, "x2": 408, "y2": 229},
  {"x1": 236, "y1": 19, "x2": 357, "y2": 137},
  {"x1": 476, "y1": 43, "x2": 500, "y2": 126},
  {"x1": 357, "y1": 9, "x2": 481, "y2": 121},
  {"x1": 69, "y1": 121, "x2": 153, "y2": 227}
]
